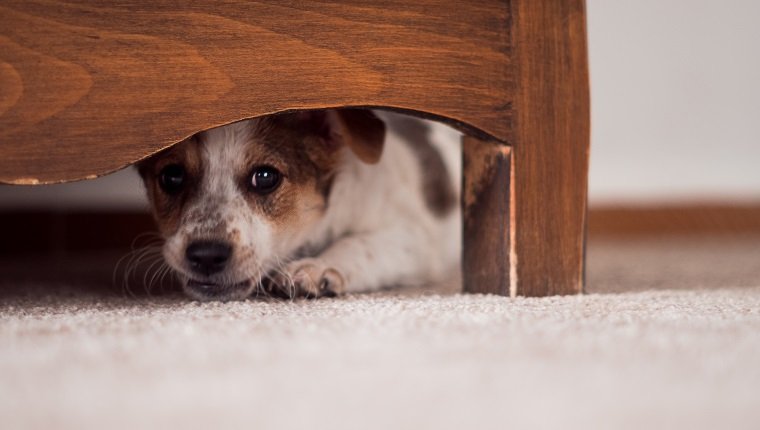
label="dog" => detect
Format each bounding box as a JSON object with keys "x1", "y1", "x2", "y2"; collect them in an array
[{"x1": 138, "y1": 109, "x2": 461, "y2": 301}]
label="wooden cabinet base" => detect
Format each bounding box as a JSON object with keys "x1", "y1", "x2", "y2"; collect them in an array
[{"x1": 0, "y1": 0, "x2": 589, "y2": 297}]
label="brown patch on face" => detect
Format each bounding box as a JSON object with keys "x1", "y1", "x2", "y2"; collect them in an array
[
  {"x1": 136, "y1": 136, "x2": 203, "y2": 236},
  {"x1": 392, "y1": 116, "x2": 457, "y2": 218},
  {"x1": 238, "y1": 114, "x2": 344, "y2": 227}
]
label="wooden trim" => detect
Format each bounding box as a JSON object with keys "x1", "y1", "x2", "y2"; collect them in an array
[
  {"x1": 3, "y1": 204, "x2": 757, "y2": 257},
  {"x1": 588, "y1": 204, "x2": 760, "y2": 238}
]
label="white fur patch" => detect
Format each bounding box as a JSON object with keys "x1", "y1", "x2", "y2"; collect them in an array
[{"x1": 161, "y1": 112, "x2": 461, "y2": 297}]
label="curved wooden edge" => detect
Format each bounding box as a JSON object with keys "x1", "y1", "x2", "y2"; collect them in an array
[
  {"x1": 0, "y1": 0, "x2": 511, "y2": 185},
  {"x1": 0, "y1": 106, "x2": 499, "y2": 186}
]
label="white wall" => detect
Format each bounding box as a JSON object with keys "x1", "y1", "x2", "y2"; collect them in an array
[
  {"x1": 0, "y1": 168, "x2": 147, "y2": 210},
  {"x1": 1, "y1": 0, "x2": 758, "y2": 209},
  {"x1": 587, "y1": 0, "x2": 760, "y2": 203}
]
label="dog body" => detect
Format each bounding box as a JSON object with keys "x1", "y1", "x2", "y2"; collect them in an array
[{"x1": 139, "y1": 110, "x2": 460, "y2": 300}]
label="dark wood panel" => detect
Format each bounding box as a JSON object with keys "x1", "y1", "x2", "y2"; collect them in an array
[
  {"x1": 462, "y1": 137, "x2": 514, "y2": 296},
  {"x1": 0, "y1": 0, "x2": 511, "y2": 184},
  {"x1": 510, "y1": 0, "x2": 590, "y2": 296},
  {"x1": 4, "y1": 205, "x2": 759, "y2": 257},
  {"x1": 0, "y1": 211, "x2": 155, "y2": 256}
]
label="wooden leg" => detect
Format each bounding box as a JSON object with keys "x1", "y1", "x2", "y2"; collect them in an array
[
  {"x1": 462, "y1": 0, "x2": 590, "y2": 297},
  {"x1": 462, "y1": 137, "x2": 515, "y2": 296}
]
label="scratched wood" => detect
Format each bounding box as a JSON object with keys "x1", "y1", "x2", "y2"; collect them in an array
[
  {"x1": 462, "y1": 137, "x2": 514, "y2": 296},
  {"x1": 0, "y1": 0, "x2": 510, "y2": 184}
]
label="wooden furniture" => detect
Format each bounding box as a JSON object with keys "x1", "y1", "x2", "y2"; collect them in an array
[{"x1": 0, "y1": 1, "x2": 590, "y2": 297}]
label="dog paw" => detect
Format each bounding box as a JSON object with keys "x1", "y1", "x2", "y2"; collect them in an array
[{"x1": 266, "y1": 259, "x2": 345, "y2": 299}]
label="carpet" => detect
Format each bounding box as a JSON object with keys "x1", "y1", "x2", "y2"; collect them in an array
[{"x1": 2, "y1": 235, "x2": 760, "y2": 429}]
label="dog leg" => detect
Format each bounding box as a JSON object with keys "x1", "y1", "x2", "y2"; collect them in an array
[{"x1": 268, "y1": 224, "x2": 443, "y2": 298}]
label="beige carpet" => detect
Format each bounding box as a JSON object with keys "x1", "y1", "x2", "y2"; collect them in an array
[{"x1": 2, "y1": 235, "x2": 760, "y2": 429}]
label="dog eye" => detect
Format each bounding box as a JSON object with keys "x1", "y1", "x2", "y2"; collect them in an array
[
  {"x1": 159, "y1": 164, "x2": 185, "y2": 194},
  {"x1": 250, "y1": 165, "x2": 282, "y2": 194}
]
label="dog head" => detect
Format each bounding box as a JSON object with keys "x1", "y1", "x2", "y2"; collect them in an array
[{"x1": 137, "y1": 109, "x2": 385, "y2": 300}]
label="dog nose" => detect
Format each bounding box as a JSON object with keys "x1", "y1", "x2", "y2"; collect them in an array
[{"x1": 185, "y1": 241, "x2": 232, "y2": 276}]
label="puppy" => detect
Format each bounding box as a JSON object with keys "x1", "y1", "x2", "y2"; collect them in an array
[{"x1": 138, "y1": 109, "x2": 461, "y2": 301}]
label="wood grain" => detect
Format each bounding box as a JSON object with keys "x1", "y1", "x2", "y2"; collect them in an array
[
  {"x1": 1, "y1": 0, "x2": 592, "y2": 298},
  {"x1": 462, "y1": 137, "x2": 515, "y2": 296},
  {"x1": 509, "y1": 0, "x2": 590, "y2": 296},
  {"x1": 0, "y1": 0, "x2": 511, "y2": 184},
  {"x1": 589, "y1": 205, "x2": 760, "y2": 238},
  {"x1": 461, "y1": 1, "x2": 590, "y2": 297}
]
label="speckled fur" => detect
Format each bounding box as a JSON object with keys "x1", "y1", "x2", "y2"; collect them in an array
[{"x1": 139, "y1": 110, "x2": 461, "y2": 300}]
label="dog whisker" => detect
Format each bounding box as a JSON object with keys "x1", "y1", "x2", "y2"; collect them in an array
[
  {"x1": 133, "y1": 110, "x2": 458, "y2": 302},
  {"x1": 268, "y1": 255, "x2": 298, "y2": 301},
  {"x1": 113, "y1": 241, "x2": 164, "y2": 298},
  {"x1": 142, "y1": 257, "x2": 163, "y2": 295},
  {"x1": 132, "y1": 251, "x2": 162, "y2": 294},
  {"x1": 145, "y1": 257, "x2": 171, "y2": 294},
  {"x1": 156, "y1": 263, "x2": 175, "y2": 292}
]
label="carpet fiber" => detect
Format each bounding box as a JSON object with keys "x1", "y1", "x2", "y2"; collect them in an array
[{"x1": 2, "y1": 235, "x2": 760, "y2": 429}]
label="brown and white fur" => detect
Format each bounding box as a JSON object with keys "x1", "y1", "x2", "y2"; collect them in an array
[{"x1": 138, "y1": 109, "x2": 460, "y2": 301}]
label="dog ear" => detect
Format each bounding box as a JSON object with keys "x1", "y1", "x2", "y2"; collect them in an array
[
  {"x1": 324, "y1": 109, "x2": 386, "y2": 164},
  {"x1": 282, "y1": 108, "x2": 386, "y2": 164}
]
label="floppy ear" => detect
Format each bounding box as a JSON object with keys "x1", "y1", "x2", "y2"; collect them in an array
[{"x1": 324, "y1": 109, "x2": 386, "y2": 164}]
